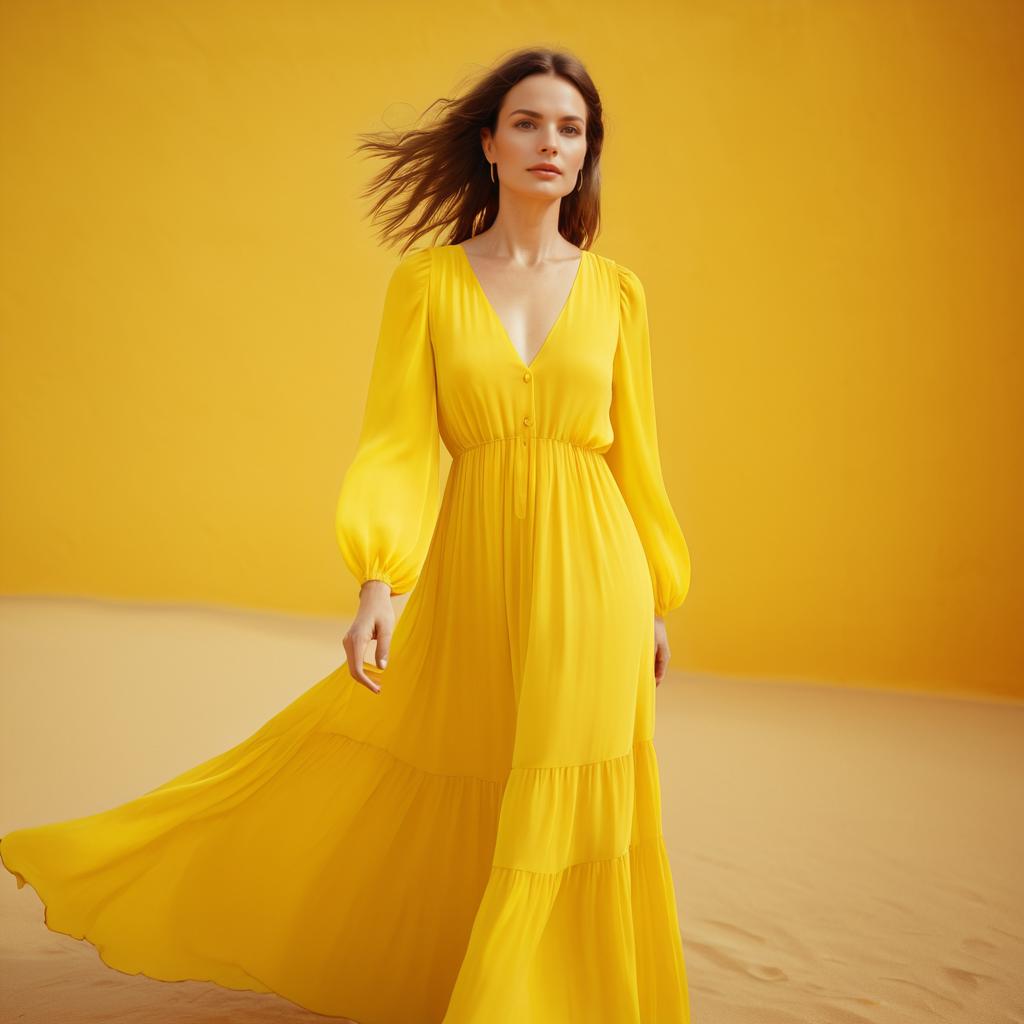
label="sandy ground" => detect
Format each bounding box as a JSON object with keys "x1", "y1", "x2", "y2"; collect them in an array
[{"x1": 1, "y1": 594, "x2": 1022, "y2": 1024}]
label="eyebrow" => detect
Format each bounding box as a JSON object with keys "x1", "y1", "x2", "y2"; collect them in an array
[{"x1": 507, "y1": 108, "x2": 585, "y2": 124}]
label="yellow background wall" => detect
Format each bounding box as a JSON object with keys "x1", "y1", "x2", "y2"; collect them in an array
[{"x1": 1, "y1": 1, "x2": 1020, "y2": 699}]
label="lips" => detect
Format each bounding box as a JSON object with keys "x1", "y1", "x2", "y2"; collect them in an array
[{"x1": 529, "y1": 164, "x2": 561, "y2": 173}]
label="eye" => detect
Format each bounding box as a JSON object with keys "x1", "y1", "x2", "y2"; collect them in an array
[{"x1": 514, "y1": 119, "x2": 583, "y2": 136}]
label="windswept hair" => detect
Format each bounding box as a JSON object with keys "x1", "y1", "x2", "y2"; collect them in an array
[{"x1": 352, "y1": 47, "x2": 605, "y2": 256}]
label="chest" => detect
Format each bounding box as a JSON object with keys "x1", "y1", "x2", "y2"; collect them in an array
[
  {"x1": 429, "y1": 247, "x2": 620, "y2": 432},
  {"x1": 459, "y1": 250, "x2": 584, "y2": 368}
]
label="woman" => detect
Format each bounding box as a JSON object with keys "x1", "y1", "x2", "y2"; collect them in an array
[{"x1": 1, "y1": 47, "x2": 693, "y2": 1024}]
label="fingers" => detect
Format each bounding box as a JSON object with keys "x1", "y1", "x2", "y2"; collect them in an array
[
  {"x1": 352, "y1": 659, "x2": 382, "y2": 694},
  {"x1": 374, "y1": 625, "x2": 392, "y2": 670},
  {"x1": 343, "y1": 626, "x2": 382, "y2": 695},
  {"x1": 654, "y1": 640, "x2": 670, "y2": 687}
]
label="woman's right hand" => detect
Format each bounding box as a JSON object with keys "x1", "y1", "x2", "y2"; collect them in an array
[{"x1": 343, "y1": 579, "x2": 394, "y2": 694}]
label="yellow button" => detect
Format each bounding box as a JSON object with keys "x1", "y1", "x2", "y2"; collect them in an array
[
  {"x1": 522, "y1": 370, "x2": 531, "y2": 382},
  {"x1": 523, "y1": 415, "x2": 532, "y2": 427}
]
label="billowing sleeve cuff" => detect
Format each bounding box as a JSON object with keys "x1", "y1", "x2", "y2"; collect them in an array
[
  {"x1": 335, "y1": 247, "x2": 440, "y2": 596},
  {"x1": 604, "y1": 263, "x2": 692, "y2": 616}
]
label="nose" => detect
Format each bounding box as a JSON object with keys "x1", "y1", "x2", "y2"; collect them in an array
[{"x1": 541, "y1": 128, "x2": 560, "y2": 153}]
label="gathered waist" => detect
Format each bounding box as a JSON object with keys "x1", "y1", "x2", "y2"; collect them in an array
[
  {"x1": 449, "y1": 435, "x2": 611, "y2": 520},
  {"x1": 451, "y1": 435, "x2": 606, "y2": 460}
]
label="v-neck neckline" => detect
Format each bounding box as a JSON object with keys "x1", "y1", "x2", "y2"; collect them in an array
[{"x1": 454, "y1": 243, "x2": 587, "y2": 371}]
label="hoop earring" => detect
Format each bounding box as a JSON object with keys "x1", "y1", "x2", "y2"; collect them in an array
[
  {"x1": 576, "y1": 169, "x2": 584, "y2": 193},
  {"x1": 490, "y1": 161, "x2": 496, "y2": 184}
]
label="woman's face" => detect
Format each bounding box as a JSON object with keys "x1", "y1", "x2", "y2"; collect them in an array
[{"x1": 482, "y1": 73, "x2": 588, "y2": 198}]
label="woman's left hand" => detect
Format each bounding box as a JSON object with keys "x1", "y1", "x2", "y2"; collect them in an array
[{"x1": 654, "y1": 616, "x2": 671, "y2": 687}]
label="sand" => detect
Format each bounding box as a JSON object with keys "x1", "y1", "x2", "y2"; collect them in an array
[{"x1": 1, "y1": 594, "x2": 1022, "y2": 1023}]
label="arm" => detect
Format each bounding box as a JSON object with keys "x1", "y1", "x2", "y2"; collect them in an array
[
  {"x1": 604, "y1": 263, "x2": 692, "y2": 617},
  {"x1": 335, "y1": 247, "x2": 440, "y2": 599}
]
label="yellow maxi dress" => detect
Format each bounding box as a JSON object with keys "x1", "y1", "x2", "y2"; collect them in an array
[{"x1": 0, "y1": 242, "x2": 693, "y2": 1023}]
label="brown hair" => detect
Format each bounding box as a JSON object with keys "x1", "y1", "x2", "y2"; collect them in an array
[{"x1": 352, "y1": 47, "x2": 605, "y2": 256}]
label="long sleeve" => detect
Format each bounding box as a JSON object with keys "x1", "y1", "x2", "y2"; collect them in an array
[
  {"x1": 335, "y1": 247, "x2": 440, "y2": 596},
  {"x1": 605, "y1": 264, "x2": 692, "y2": 617}
]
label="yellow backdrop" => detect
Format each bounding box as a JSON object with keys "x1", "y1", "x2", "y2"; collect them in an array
[{"x1": 1, "y1": 1, "x2": 1020, "y2": 699}]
